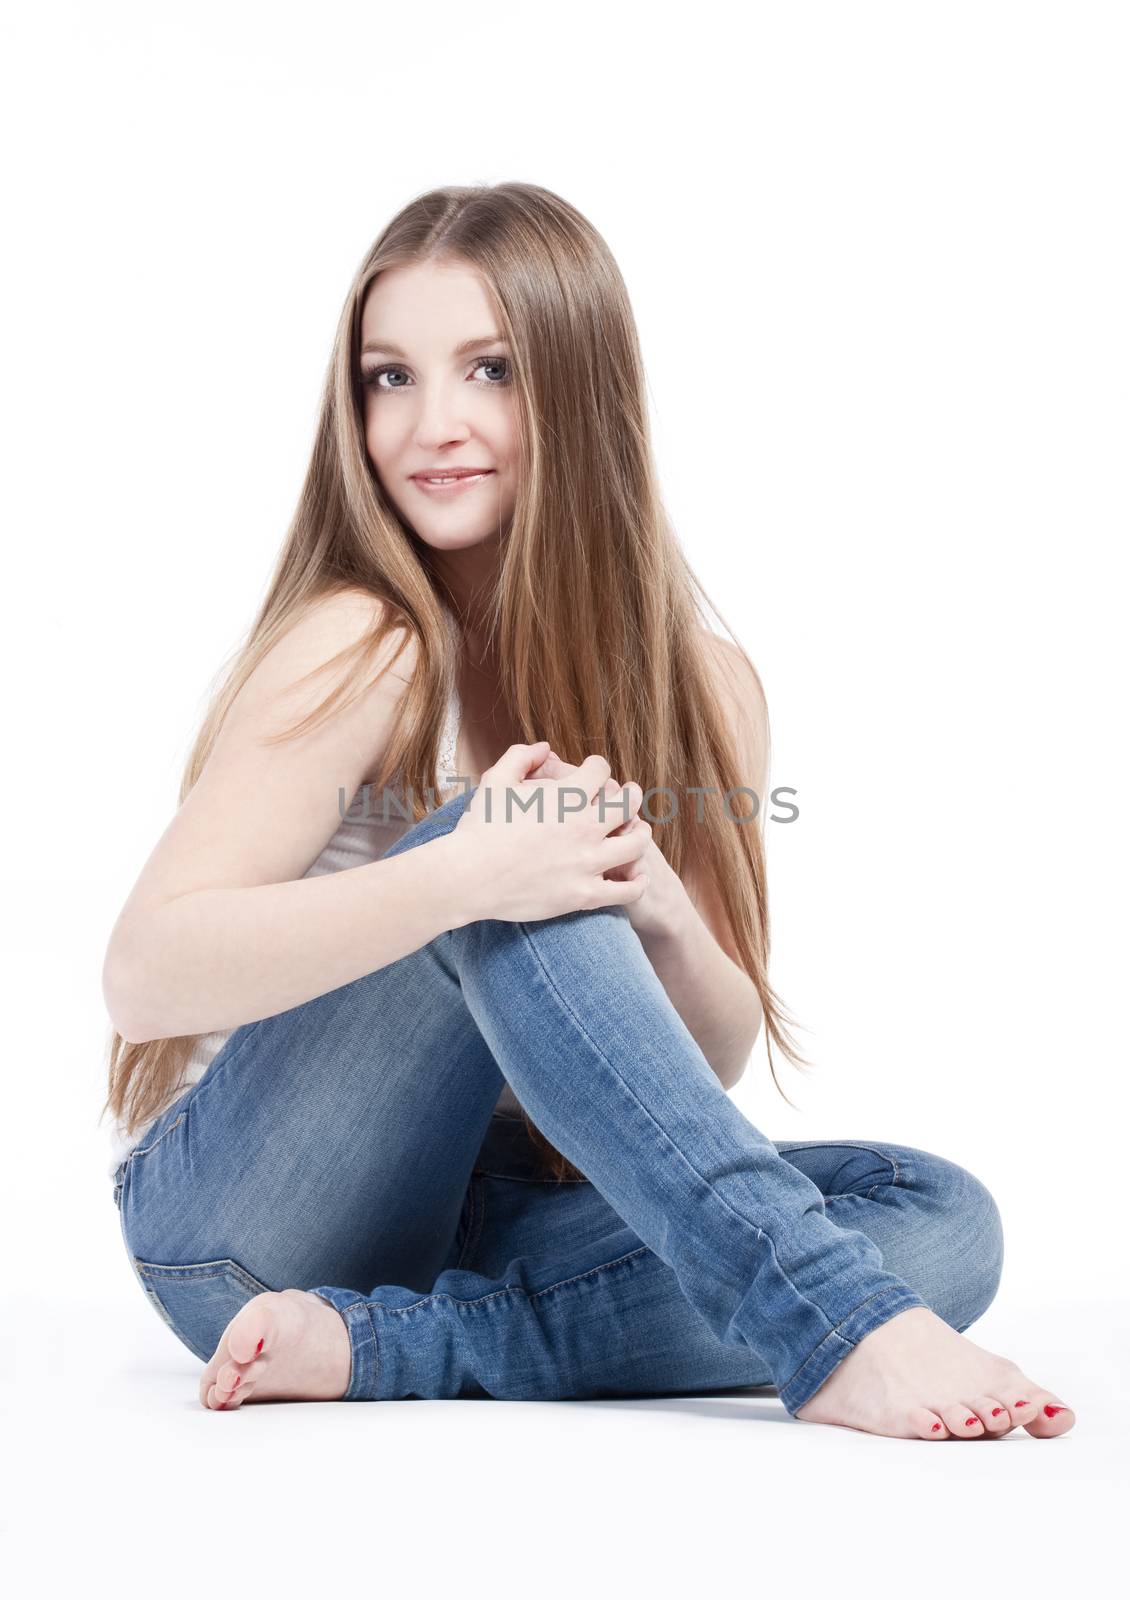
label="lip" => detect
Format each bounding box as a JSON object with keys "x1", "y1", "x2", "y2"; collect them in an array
[
  {"x1": 410, "y1": 469, "x2": 496, "y2": 496},
  {"x1": 410, "y1": 468, "x2": 494, "y2": 480}
]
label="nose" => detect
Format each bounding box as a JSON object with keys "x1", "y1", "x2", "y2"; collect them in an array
[{"x1": 412, "y1": 378, "x2": 473, "y2": 451}]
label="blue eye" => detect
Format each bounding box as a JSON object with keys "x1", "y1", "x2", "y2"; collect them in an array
[
  {"x1": 364, "y1": 365, "x2": 410, "y2": 391},
  {"x1": 362, "y1": 356, "x2": 512, "y2": 391},
  {"x1": 472, "y1": 357, "x2": 511, "y2": 384}
]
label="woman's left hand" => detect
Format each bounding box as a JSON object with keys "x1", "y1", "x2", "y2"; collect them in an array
[{"x1": 528, "y1": 749, "x2": 689, "y2": 943}]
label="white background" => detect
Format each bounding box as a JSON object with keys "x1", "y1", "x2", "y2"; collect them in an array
[{"x1": 2, "y1": 0, "x2": 1126, "y2": 1591}]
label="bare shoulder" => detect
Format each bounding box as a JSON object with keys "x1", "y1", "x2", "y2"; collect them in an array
[
  {"x1": 699, "y1": 627, "x2": 768, "y2": 708},
  {"x1": 697, "y1": 627, "x2": 770, "y2": 790},
  {"x1": 234, "y1": 587, "x2": 418, "y2": 735},
  {"x1": 110, "y1": 589, "x2": 422, "y2": 929},
  {"x1": 679, "y1": 629, "x2": 772, "y2": 973}
]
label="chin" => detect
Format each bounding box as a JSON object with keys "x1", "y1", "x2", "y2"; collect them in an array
[{"x1": 412, "y1": 521, "x2": 506, "y2": 552}]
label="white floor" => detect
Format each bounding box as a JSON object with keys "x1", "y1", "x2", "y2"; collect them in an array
[{"x1": 6, "y1": 1287, "x2": 1124, "y2": 1596}]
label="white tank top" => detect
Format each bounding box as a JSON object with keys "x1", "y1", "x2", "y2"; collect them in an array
[{"x1": 107, "y1": 668, "x2": 521, "y2": 1178}]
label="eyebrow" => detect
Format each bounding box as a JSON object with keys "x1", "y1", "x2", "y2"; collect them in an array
[{"x1": 359, "y1": 333, "x2": 508, "y2": 358}]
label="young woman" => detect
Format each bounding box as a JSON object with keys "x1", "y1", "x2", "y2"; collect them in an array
[{"x1": 102, "y1": 181, "x2": 1074, "y2": 1439}]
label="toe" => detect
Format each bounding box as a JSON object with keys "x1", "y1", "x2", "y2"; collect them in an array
[
  {"x1": 215, "y1": 1366, "x2": 244, "y2": 1400},
  {"x1": 940, "y1": 1402, "x2": 984, "y2": 1437},
  {"x1": 226, "y1": 1293, "x2": 275, "y2": 1364},
  {"x1": 909, "y1": 1406, "x2": 950, "y2": 1439},
  {"x1": 219, "y1": 1357, "x2": 265, "y2": 1401},
  {"x1": 207, "y1": 1376, "x2": 251, "y2": 1411},
  {"x1": 199, "y1": 1342, "x2": 230, "y2": 1407},
  {"x1": 969, "y1": 1395, "x2": 1012, "y2": 1435},
  {"x1": 199, "y1": 1294, "x2": 273, "y2": 1407},
  {"x1": 1005, "y1": 1392, "x2": 1034, "y2": 1427},
  {"x1": 1020, "y1": 1392, "x2": 1075, "y2": 1438}
]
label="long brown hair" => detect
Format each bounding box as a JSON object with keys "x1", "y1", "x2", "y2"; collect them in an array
[{"x1": 102, "y1": 180, "x2": 811, "y2": 1184}]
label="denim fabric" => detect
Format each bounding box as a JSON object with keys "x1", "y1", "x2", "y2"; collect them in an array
[{"x1": 114, "y1": 787, "x2": 1004, "y2": 1413}]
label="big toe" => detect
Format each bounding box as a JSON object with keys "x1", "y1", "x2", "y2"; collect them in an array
[
  {"x1": 1018, "y1": 1391, "x2": 1075, "y2": 1438},
  {"x1": 199, "y1": 1293, "x2": 275, "y2": 1409}
]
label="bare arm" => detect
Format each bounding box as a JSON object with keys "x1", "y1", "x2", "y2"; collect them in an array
[
  {"x1": 636, "y1": 893, "x2": 764, "y2": 1093},
  {"x1": 105, "y1": 833, "x2": 483, "y2": 1042},
  {"x1": 633, "y1": 633, "x2": 770, "y2": 1090},
  {"x1": 102, "y1": 591, "x2": 482, "y2": 1043}
]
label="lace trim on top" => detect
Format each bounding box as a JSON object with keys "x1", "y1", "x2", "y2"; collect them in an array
[{"x1": 436, "y1": 604, "x2": 463, "y2": 798}]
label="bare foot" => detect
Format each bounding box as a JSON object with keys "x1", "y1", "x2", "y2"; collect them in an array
[
  {"x1": 198, "y1": 1288, "x2": 352, "y2": 1410},
  {"x1": 794, "y1": 1306, "x2": 1075, "y2": 1440}
]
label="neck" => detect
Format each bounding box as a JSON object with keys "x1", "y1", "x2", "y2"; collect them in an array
[{"x1": 430, "y1": 540, "x2": 503, "y2": 665}]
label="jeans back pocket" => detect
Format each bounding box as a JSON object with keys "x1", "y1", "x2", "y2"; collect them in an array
[{"x1": 131, "y1": 1257, "x2": 273, "y2": 1363}]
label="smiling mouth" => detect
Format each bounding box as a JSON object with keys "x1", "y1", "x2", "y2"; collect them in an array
[
  {"x1": 413, "y1": 470, "x2": 494, "y2": 480},
  {"x1": 411, "y1": 471, "x2": 495, "y2": 491}
]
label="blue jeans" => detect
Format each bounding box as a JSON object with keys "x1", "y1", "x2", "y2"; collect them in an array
[{"x1": 113, "y1": 787, "x2": 1004, "y2": 1414}]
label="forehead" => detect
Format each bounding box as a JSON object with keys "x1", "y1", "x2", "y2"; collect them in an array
[{"x1": 360, "y1": 260, "x2": 501, "y2": 349}]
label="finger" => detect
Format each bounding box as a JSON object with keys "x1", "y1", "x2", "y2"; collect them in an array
[
  {"x1": 590, "y1": 872, "x2": 650, "y2": 908},
  {"x1": 594, "y1": 780, "x2": 642, "y2": 833},
  {"x1": 603, "y1": 854, "x2": 646, "y2": 885},
  {"x1": 569, "y1": 754, "x2": 614, "y2": 802},
  {"x1": 597, "y1": 822, "x2": 651, "y2": 872},
  {"x1": 488, "y1": 742, "x2": 552, "y2": 784}
]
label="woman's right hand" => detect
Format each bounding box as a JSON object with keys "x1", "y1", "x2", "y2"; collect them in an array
[{"x1": 452, "y1": 741, "x2": 652, "y2": 923}]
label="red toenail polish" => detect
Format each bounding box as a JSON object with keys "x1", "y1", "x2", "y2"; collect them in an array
[
  {"x1": 1044, "y1": 1404, "x2": 1066, "y2": 1417},
  {"x1": 991, "y1": 1407, "x2": 1003, "y2": 1416},
  {"x1": 1015, "y1": 1399, "x2": 1028, "y2": 1407},
  {"x1": 931, "y1": 1422, "x2": 941, "y2": 1431},
  {"x1": 964, "y1": 1417, "x2": 977, "y2": 1426},
  {"x1": 256, "y1": 1338, "x2": 264, "y2": 1354}
]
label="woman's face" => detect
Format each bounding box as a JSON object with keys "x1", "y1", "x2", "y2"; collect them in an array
[{"x1": 359, "y1": 259, "x2": 518, "y2": 553}]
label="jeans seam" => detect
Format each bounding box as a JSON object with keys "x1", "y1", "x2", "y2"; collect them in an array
[
  {"x1": 775, "y1": 1141, "x2": 905, "y2": 1200},
  {"x1": 132, "y1": 1258, "x2": 272, "y2": 1296},
  {"x1": 355, "y1": 1243, "x2": 652, "y2": 1318},
  {"x1": 474, "y1": 1170, "x2": 590, "y2": 1184},
  {"x1": 126, "y1": 1110, "x2": 188, "y2": 1162},
  {"x1": 455, "y1": 1176, "x2": 485, "y2": 1269},
  {"x1": 118, "y1": 1024, "x2": 265, "y2": 1169},
  {"x1": 866, "y1": 1149, "x2": 902, "y2": 1199},
  {"x1": 164, "y1": 1020, "x2": 268, "y2": 1123},
  {"x1": 778, "y1": 1283, "x2": 919, "y2": 1402},
  {"x1": 344, "y1": 1299, "x2": 381, "y2": 1397},
  {"x1": 529, "y1": 1244, "x2": 651, "y2": 1302},
  {"x1": 859, "y1": 1146, "x2": 906, "y2": 1197},
  {"x1": 512, "y1": 920, "x2": 839, "y2": 1340}
]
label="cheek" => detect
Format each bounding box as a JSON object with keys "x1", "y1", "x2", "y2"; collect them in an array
[
  {"x1": 364, "y1": 409, "x2": 396, "y2": 466},
  {"x1": 497, "y1": 399, "x2": 519, "y2": 457},
  {"x1": 363, "y1": 420, "x2": 411, "y2": 508}
]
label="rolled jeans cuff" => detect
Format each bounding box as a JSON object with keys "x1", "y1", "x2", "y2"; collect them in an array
[
  {"x1": 306, "y1": 1287, "x2": 380, "y2": 1400},
  {"x1": 777, "y1": 1281, "x2": 927, "y2": 1415}
]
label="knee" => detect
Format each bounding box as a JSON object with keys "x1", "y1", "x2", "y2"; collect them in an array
[
  {"x1": 960, "y1": 1168, "x2": 1005, "y2": 1326},
  {"x1": 383, "y1": 786, "x2": 475, "y2": 857},
  {"x1": 914, "y1": 1151, "x2": 1005, "y2": 1332}
]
